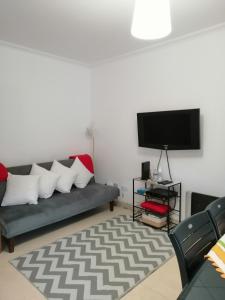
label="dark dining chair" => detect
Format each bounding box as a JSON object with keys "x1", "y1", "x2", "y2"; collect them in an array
[
  {"x1": 169, "y1": 211, "x2": 218, "y2": 288},
  {"x1": 206, "y1": 197, "x2": 225, "y2": 239}
]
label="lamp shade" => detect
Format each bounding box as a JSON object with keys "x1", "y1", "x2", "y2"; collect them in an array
[{"x1": 131, "y1": 0, "x2": 172, "y2": 40}]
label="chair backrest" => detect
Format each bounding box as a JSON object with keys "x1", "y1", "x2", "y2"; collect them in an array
[
  {"x1": 206, "y1": 197, "x2": 225, "y2": 239},
  {"x1": 169, "y1": 211, "x2": 217, "y2": 288}
]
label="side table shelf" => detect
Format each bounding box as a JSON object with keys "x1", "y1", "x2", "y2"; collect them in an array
[{"x1": 132, "y1": 177, "x2": 182, "y2": 234}]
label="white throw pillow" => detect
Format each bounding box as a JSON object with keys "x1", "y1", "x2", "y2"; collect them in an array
[
  {"x1": 50, "y1": 160, "x2": 76, "y2": 193},
  {"x1": 1, "y1": 173, "x2": 40, "y2": 206},
  {"x1": 30, "y1": 163, "x2": 59, "y2": 199},
  {"x1": 71, "y1": 158, "x2": 94, "y2": 188}
]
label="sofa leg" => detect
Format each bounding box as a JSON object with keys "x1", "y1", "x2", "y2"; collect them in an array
[
  {"x1": 7, "y1": 238, "x2": 15, "y2": 253},
  {"x1": 109, "y1": 201, "x2": 114, "y2": 211}
]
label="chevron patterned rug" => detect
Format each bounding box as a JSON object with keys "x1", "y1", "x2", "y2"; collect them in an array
[{"x1": 11, "y1": 215, "x2": 174, "y2": 300}]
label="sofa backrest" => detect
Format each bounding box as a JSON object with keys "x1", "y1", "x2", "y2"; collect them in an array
[
  {"x1": 8, "y1": 159, "x2": 73, "y2": 175},
  {"x1": 0, "y1": 159, "x2": 79, "y2": 205}
]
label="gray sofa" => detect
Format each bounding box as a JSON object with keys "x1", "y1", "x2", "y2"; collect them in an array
[{"x1": 0, "y1": 159, "x2": 119, "y2": 253}]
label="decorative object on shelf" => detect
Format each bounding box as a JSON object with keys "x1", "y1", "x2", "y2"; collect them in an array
[
  {"x1": 136, "y1": 187, "x2": 150, "y2": 195},
  {"x1": 153, "y1": 168, "x2": 160, "y2": 182},
  {"x1": 146, "y1": 178, "x2": 157, "y2": 189},
  {"x1": 156, "y1": 147, "x2": 173, "y2": 183},
  {"x1": 131, "y1": 0, "x2": 172, "y2": 40}
]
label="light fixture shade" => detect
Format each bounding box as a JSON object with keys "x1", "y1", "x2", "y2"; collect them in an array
[{"x1": 131, "y1": 0, "x2": 172, "y2": 40}]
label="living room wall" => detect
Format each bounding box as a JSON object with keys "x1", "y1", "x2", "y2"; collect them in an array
[
  {"x1": 92, "y1": 25, "x2": 225, "y2": 215},
  {"x1": 0, "y1": 44, "x2": 91, "y2": 166}
]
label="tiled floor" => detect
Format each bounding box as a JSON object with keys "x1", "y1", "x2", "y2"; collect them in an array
[{"x1": 0, "y1": 206, "x2": 182, "y2": 300}]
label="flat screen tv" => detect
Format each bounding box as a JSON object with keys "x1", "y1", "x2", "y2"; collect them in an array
[{"x1": 137, "y1": 109, "x2": 200, "y2": 150}]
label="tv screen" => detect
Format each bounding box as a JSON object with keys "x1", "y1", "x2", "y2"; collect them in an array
[{"x1": 137, "y1": 109, "x2": 200, "y2": 150}]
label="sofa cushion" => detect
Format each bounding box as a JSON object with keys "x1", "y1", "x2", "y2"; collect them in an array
[
  {"x1": 7, "y1": 159, "x2": 74, "y2": 176},
  {"x1": 0, "y1": 183, "x2": 119, "y2": 238},
  {"x1": 30, "y1": 163, "x2": 59, "y2": 199},
  {"x1": 50, "y1": 160, "x2": 76, "y2": 193},
  {"x1": 0, "y1": 159, "x2": 75, "y2": 204},
  {"x1": 0, "y1": 159, "x2": 95, "y2": 206},
  {"x1": 69, "y1": 154, "x2": 94, "y2": 174},
  {"x1": 71, "y1": 158, "x2": 94, "y2": 188},
  {"x1": 1, "y1": 174, "x2": 40, "y2": 207}
]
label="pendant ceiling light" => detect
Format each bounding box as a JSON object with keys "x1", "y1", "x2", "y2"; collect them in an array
[{"x1": 131, "y1": 0, "x2": 172, "y2": 40}]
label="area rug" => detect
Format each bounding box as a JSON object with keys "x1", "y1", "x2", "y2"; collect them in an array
[{"x1": 10, "y1": 215, "x2": 174, "y2": 300}]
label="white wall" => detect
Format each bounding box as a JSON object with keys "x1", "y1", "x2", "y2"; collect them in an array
[
  {"x1": 0, "y1": 44, "x2": 91, "y2": 166},
  {"x1": 92, "y1": 26, "x2": 225, "y2": 214}
]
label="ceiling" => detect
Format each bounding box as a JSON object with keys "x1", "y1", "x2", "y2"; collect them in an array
[{"x1": 0, "y1": 0, "x2": 225, "y2": 65}]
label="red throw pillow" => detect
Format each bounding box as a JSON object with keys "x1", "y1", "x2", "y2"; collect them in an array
[
  {"x1": 0, "y1": 163, "x2": 8, "y2": 181},
  {"x1": 69, "y1": 154, "x2": 94, "y2": 174},
  {"x1": 141, "y1": 201, "x2": 170, "y2": 215}
]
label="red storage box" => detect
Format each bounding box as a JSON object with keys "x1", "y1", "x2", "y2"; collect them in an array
[{"x1": 140, "y1": 201, "x2": 170, "y2": 215}]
